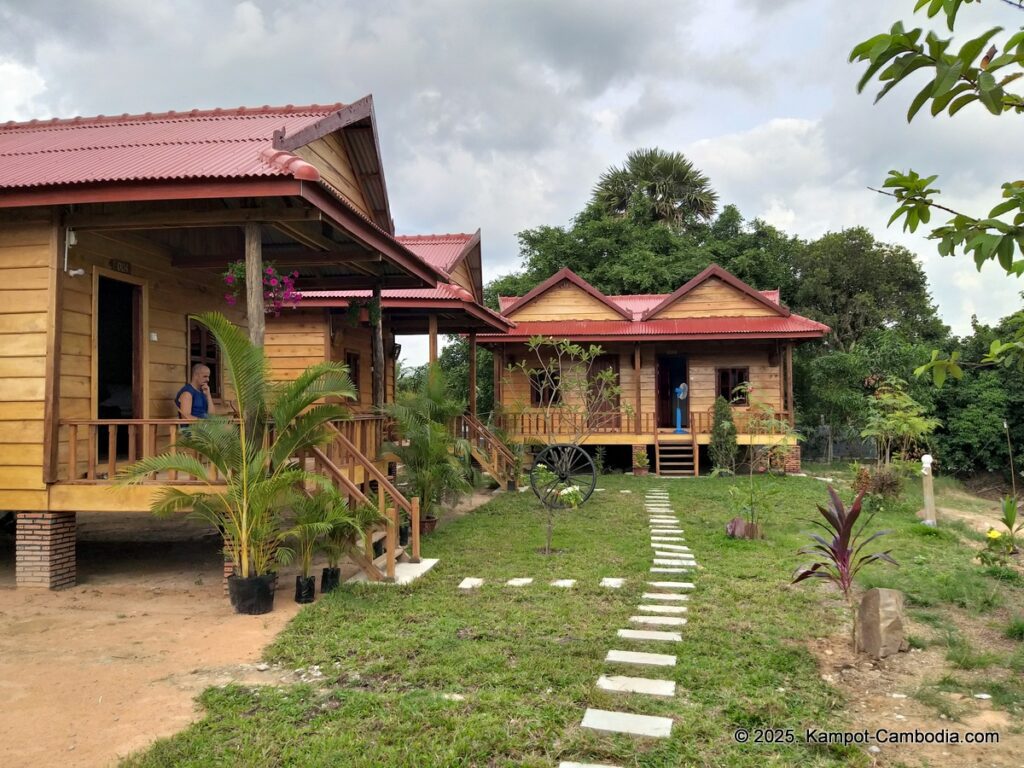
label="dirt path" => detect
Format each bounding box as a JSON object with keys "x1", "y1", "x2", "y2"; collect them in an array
[{"x1": 0, "y1": 514, "x2": 335, "y2": 768}]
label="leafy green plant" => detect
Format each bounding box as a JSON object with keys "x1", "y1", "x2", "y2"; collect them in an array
[
  {"x1": 998, "y1": 495, "x2": 1023, "y2": 552},
  {"x1": 860, "y1": 379, "x2": 940, "y2": 465},
  {"x1": 1005, "y1": 616, "x2": 1024, "y2": 642},
  {"x1": 709, "y1": 395, "x2": 737, "y2": 474},
  {"x1": 277, "y1": 490, "x2": 353, "y2": 580},
  {"x1": 632, "y1": 445, "x2": 649, "y2": 470},
  {"x1": 320, "y1": 488, "x2": 387, "y2": 570},
  {"x1": 793, "y1": 487, "x2": 898, "y2": 602},
  {"x1": 594, "y1": 446, "x2": 607, "y2": 476},
  {"x1": 120, "y1": 312, "x2": 356, "y2": 579},
  {"x1": 382, "y1": 364, "x2": 474, "y2": 521},
  {"x1": 727, "y1": 478, "x2": 778, "y2": 535}
]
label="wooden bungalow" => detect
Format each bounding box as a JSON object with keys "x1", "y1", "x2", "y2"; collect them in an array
[
  {"x1": 266, "y1": 231, "x2": 517, "y2": 486},
  {"x1": 0, "y1": 97, "x2": 447, "y2": 588},
  {"x1": 476, "y1": 265, "x2": 829, "y2": 476}
]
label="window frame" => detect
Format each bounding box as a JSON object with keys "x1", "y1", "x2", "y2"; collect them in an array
[
  {"x1": 716, "y1": 367, "x2": 750, "y2": 405},
  {"x1": 188, "y1": 319, "x2": 222, "y2": 398},
  {"x1": 344, "y1": 349, "x2": 362, "y2": 402},
  {"x1": 528, "y1": 369, "x2": 561, "y2": 408}
]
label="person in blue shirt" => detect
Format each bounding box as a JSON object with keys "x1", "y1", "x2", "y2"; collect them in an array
[{"x1": 175, "y1": 364, "x2": 216, "y2": 420}]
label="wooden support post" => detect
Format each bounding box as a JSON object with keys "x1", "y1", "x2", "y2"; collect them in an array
[
  {"x1": 428, "y1": 314, "x2": 438, "y2": 364},
  {"x1": 43, "y1": 221, "x2": 65, "y2": 483},
  {"x1": 410, "y1": 496, "x2": 421, "y2": 562},
  {"x1": 633, "y1": 342, "x2": 641, "y2": 434},
  {"x1": 386, "y1": 506, "x2": 398, "y2": 581},
  {"x1": 244, "y1": 222, "x2": 265, "y2": 346},
  {"x1": 372, "y1": 284, "x2": 385, "y2": 410},
  {"x1": 468, "y1": 332, "x2": 477, "y2": 417},
  {"x1": 785, "y1": 343, "x2": 795, "y2": 428}
]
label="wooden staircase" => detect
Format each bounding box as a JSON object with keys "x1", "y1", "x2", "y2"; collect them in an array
[
  {"x1": 655, "y1": 432, "x2": 696, "y2": 476},
  {"x1": 455, "y1": 414, "x2": 518, "y2": 490}
]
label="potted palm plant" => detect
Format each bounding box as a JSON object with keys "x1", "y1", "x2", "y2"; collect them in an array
[
  {"x1": 120, "y1": 312, "x2": 357, "y2": 615},
  {"x1": 277, "y1": 492, "x2": 345, "y2": 603},
  {"x1": 320, "y1": 490, "x2": 387, "y2": 593},
  {"x1": 382, "y1": 365, "x2": 474, "y2": 535}
]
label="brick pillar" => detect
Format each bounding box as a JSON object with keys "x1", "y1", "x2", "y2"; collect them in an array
[
  {"x1": 783, "y1": 445, "x2": 802, "y2": 474},
  {"x1": 16, "y1": 512, "x2": 76, "y2": 589}
]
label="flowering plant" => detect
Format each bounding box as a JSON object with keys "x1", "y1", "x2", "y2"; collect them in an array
[
  {"x1": 223, "y1": 261, "x2": 302, "y2": 316},
  {"x1": 557, "y1": 484, "x2": 584, "y2": 509}
]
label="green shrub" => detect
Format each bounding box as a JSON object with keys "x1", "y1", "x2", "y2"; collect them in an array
[
  {"x1": 1005, "y1": 616, "x2": 1024, "y2": 642},
  {"x1": 709, "y1": 396, "x2": 737, "y2": 474}
]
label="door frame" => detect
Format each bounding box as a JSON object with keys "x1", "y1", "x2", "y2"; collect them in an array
[
  {"x1": 91, "y1": 267, "x2": 150, "y2": 420},
  {"x1": 655, "y1": 353, "x2": 690, "y2": 430}
]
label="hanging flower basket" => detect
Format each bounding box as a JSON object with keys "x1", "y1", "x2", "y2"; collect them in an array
[{"x1": 223, "y1": 261, "x2": 302, "y2": 316}]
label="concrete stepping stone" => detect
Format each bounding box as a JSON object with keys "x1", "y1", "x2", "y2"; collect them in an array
[
  {"x1": 654, "y1": 551, "x2": 694, "y2": 558},
  {"x1": 619, "y1": 490, "x2": 632, "y2": 494},
  {"x1": 605, "y1": 649, "x2": 676, "y2": 667},
  {"x1": 630, "y1": 615, "x2": 687, "y2": 627},
  {"x1": 506, "y1": 578, "x2": 533, "y2": 587},
  {"x1": 600, "y1": 577, "x2": 625, "y2": 588},
  {"x1": 651, "y1": 543, "x2": 690, "y2": 551},
  {"x1": 597, "y1": 674, "x2": 676, "y2": 697},
  {"x1": 458, "y1": 577, "x2": 483, "y2": 589},
  {"x1": 651, "y1": 536, "x2": 684, "y2": 542},
  {"x1": 638, "y1": 604, "x2": 688, "y2": 614},
  {"x1": 551, "y1": 579, "x2": 576, "y2": 588},
  {"x1": 559, "y1": 762, "x2": 622, "y2": 768},
  {"x1": 581, "y1": 708, "x2": 673, "y2": 738},
  {"x1": 650, "y1": 529, "x2": 684, "y2": 535},
  {"x1": 617, "y1": 628, "x2": 682, "y2": 642},
  {"x1": 648, "y1": 518, "x2": 678, "y2": 523},
  {"x1": 653, "y1": 558, "x2": 694, "y2": 566},
  {"x1": 651, "y1": 567, "x2": 691, "y2": 574},
  {"x1": 648, "y1": 581, "x2": 695, "y2": 589},
  {"x1": 642, "y1": 592, "x2": 688, "y2": 601}
]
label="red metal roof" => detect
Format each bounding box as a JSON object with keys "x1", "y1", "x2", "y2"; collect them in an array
[
  {"x1": 0, "y1": 104, "x2": 342, "y2": 189},
  {"x1": 396, "y1": 233, "x2": 475, "y2": 276},
  {"x1": 477, "y1": 314, "x2": 829, "y2": 343}
]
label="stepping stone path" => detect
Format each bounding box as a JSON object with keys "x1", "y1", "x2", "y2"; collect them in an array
[
  {"x1": 570, "y1": 488, "x2": 702, "y2": 762},
  {"x1": 600, "y1": 577, "x2": 625, "y2": 588},
  {"x1": 458, "y1": 577, "x2": 483, "y2": 590},
  {"x1": 551, "y1": 579, "x2": 576, "y2": 588},
  {"x1": 506, "y1": 577, "x2": 533, "y2": 587}
]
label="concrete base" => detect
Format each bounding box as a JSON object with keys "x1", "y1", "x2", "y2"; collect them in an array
[
  {"x1": 348, "y1": 558, "x2": 440, "y2": 585},
  {"x1": 581, "y1": 708, "x2": 673, "y2": 738}
]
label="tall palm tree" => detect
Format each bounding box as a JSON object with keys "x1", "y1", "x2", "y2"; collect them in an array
[
  {"x1": 592, "y1": 148, "x2": 718, "y2": 228},
  {"x1": 119, "y1": 312, "x2": 357, "y2": 579}
]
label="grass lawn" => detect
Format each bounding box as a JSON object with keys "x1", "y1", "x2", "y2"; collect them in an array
[{"x1": 123, "y1": 471, "x2": 1024, "y2": 767}]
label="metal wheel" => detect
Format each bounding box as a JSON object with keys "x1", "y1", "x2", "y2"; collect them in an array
[{"x1": 529, "y1": 444, "x2": 597, "y2": 509}]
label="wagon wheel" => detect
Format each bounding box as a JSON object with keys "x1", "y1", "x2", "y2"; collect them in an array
[{"x1": 529, "y1": 444, "x2": 597, "y2": 509}]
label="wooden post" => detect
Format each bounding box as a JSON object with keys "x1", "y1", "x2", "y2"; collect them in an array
[
  {"x1": 244, "y1": 222, "x2": 265, "y2": 346},
  {"x1": 633, "y1": 343, "x2": 641, "y2": 434},
  {"x1": 386, "y1": 506, "x2": 398, "y2": 581},
  {"x1": 43, "y1": 221, "x2": 65, "y2": 483},
  {"x1": 921, "y1": 454, "x2": 937, "y2": 525},
  {"x1": 468, "y1": 332, "x2": 477, "y2": 417},
  {"x1": 410, "y1": 496, "x2": 421, "y2": 563},
  {"x1": 785, "y1": 343, "x2": 795, "y2": 427},
  {"x1": 372, "y1": 284, "x2": 385, "y2": 410},
  {"x1": 428, "y1": 314, "x2": 438, "y2": 364}
]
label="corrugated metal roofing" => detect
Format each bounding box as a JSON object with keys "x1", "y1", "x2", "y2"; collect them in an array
[
  {"x1": 303, "y1": 282, "x2": 475, "y2": 301},
  {"x1": 0, "y1": 104, "x2": 342, "y2": 188},
  {"x1": 396, "y1": 233, "x2": 474, "y2": 275},
  {"x1": 477, "y1": 314, "x2": 829, "y2": 342}
]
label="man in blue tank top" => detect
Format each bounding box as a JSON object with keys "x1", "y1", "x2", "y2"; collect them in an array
[{"x1": 175, "y1": 364, "x2": 216, "y2": 420}]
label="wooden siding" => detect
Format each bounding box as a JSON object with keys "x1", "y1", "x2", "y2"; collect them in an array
[
  {"x1": 652, "y1": 277, "x2": 777, "y2": 319},
  {"x1": 687, "y1": 345, "x2": 781, "y2": 417},
  {"x1": 506, "y1": 281, "x2": 622, "y2": 321},
  {"x1": 0, "y1": 218, "x2": 52, "y2": 509},
  {"x1": 449, "y1": 260, "x2": 475, "y2": 298},
  {"x1": 294, "y1": 135, "x2": 371, "y2": 218},
  {"x1": 58, "y1": 231, "x2": 247, "y2": 484}
]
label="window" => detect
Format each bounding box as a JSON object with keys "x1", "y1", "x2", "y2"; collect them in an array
[
  {"x1": 717, "y1": 367, "x2": 749, "y2": 405},
  {"x1": 345, "y1": 351, "x2": 361, "y2": 398},
  {"x1": 189, "y1": 320, "x2": 221, "y2": 397},
  {"x1": 529, "y1": 370, "x2": 560, "y2": 407}
]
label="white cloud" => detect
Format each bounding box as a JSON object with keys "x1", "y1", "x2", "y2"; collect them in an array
[{"x1": 0, "y1": 59, "x2": 48, "y2": 120}]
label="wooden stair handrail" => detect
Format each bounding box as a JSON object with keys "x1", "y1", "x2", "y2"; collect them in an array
[
  {"x1": 460, "y1": 413, "x2": 516, "y2": 463},
  {"x1": 308, "y1": 446, "x2": 371, "y2": 508},
  {"x1": 325, "y1": 422, "x2": 412, "y2": 516}
]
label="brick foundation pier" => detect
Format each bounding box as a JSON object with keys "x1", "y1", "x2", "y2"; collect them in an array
[{"x1": 16, "y1": 512, "x2": 77, "y2": 589}]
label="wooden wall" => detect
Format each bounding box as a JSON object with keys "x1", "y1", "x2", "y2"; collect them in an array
[
  {"x1": 506, "y1": 281, "x2": 622, "y2": 321},
  {"x1": 294, "y1": 136, "x2": 371, "y2": 218},
  {"x1": 449, "y1": 260, "x2": 475, "y2": 298},
  {"x1": 652, "y1": 278, "x2": 776, "y2": 318},
  {"x1": 0, "y1": 216, "x2": 53, "y2": 510}
]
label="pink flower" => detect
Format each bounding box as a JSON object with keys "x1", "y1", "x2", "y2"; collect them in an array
[
  {"x1": 291, "y1": 271, "x2": 299, "y2": 278},
  {"x1": 265, "y1": 267, "x2": 274, "y2": 275},
  {"x1": 225, "y1": 295, "x2": 236, "y2": 306},
  {"x1": 224, "y1": 275, "x2": 235, "y2": 285},
  {"x1": 269, "y1": 278, "x2": 278, "y2": 287}
]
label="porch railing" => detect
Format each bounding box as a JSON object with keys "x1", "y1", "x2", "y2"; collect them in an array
[
  {"x1": 454, "y1": 414, "x2": 518, "y2": 488},
  {"x1": 494, "y1": 410, "x2": 657, "y2": 438},
  {"x1": 688, "y1": 409, "x2": 791, "y2": 435}
]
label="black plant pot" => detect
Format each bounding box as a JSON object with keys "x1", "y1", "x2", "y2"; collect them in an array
[
  {"x1": 294, "y1": 575, "x2": 316, "y2": 604},
  {"x1": 321, "y1": 566, "x2": 341, "y2": 593},
  {"x1": 372, "y1": 537, "x2": 386, "y2": 559},
  {"x1": 227, "y1": 573, "x2": 276, "y2": 615},
  {"x1": 399, "y1": 521, "x2": 411, "y2": 547}
]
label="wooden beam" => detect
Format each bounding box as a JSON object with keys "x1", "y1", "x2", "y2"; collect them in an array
[
  {"x1": 277, "y1": 96, "x2": 374, "y2": 151},
  {"x1": 633, "y1": 342, "x2": 641, "y2": 433},
  {"x1": 43, "y1": 218, "x2": 65, "y2": 483},
  {"x1": 785, "y1": 343, "x2": 795, "y2": 428},
  {"x1": 428, "y1": 315, "x2": 438, "y2": 364},
  {"x1": 171, "y1": 246, "x2": 376, "y2": 269},
  {"x1": 372, "y1": 284, "x2": 385, "y2": 410},
  {"x1": 469, "y1": 332, "x2": 477, "y2": 417},
  {"x1": 245, "y1": 223, "x2": 265, "y2": 346},
  {"x1": 68, "y1": 206, "x2": 320, "y2": 231}
]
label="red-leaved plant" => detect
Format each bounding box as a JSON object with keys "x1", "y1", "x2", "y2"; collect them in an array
[{"x1": 792, "y1": 487, "x2": 898, "y2": 602}]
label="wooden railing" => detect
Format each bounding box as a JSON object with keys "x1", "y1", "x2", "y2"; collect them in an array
[
  {"x1": 454, "y1": 414, "x2": 518, "y2": 488},
  {"x1": 495, "y1": 410, "x2": 656, "y2": 438},
  {"x1": 688, "y1": 409, "x2": 791, "y2": 435}
]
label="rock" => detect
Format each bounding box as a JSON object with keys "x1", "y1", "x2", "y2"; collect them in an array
[
  {"x1": 974, "y1": 693, "x2": 992, "y2": 700},
  {"x1": 868, "y1": 746, "x2": 881, "y2": 754},
  {"x1": 855, "y1": 588, "x2": 909, "y2": 659},
  {"x1": 255, "y1": 663, "x2": 270, "y2": 671},
  {"x1": 891, "y1": 693, "x2": 907, "y2": 699}
]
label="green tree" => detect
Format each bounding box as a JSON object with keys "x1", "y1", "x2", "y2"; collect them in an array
[
  {"x1": 709, "y1": 396, "x2": 738, "y2": 474},
  {"x1": 851, "y1": 0, "x2": 1024, "y2": 378},
  {"x1": 592, "y1": 148, "x2": 718, "y2": 229}
]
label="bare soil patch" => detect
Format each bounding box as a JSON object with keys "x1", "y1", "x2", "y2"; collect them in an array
[{"x1": 0, "y1": 513, "x2": 354, "y2": 768}]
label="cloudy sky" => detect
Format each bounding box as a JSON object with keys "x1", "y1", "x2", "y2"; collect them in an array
[{"x1": 2, "y1": 0, "x2": 1022, "y2": 363}]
